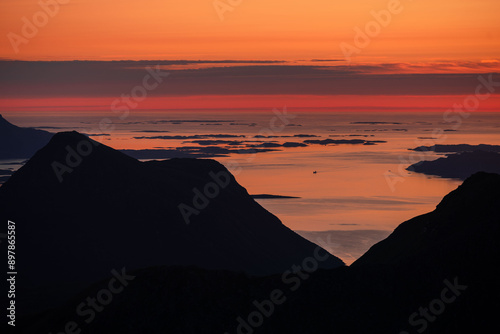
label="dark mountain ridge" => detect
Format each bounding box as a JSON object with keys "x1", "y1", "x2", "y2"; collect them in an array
[
  {"x1": 14, "y1": 172, "x2": 500, "y2": 334},
  {"x1": 2, "y1": 131, "x2": 499, "y2": 333},
  {"x1": 0, "y1": 131, "x2": 342, "y2": 315}
]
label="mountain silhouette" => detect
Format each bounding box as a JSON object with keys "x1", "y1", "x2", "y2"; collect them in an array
[
  {"x1": 0, "y1": 114, "x2": 53, "y2": 159},
  {"x1": 14, "y1": 172, "x2": 500, "y2": 333},
  {"x1": 354, "y1": 171, "x2": 500, "y2": 265},
  {"x1": 0, "y1": 131, "x2": 343, "y2": 315}
]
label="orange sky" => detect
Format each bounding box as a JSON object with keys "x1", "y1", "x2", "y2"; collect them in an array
[
  {"x1": 1, "y1": 0, "x2": 499, "y2": 62},
  {"x1": 0, "y1": 1, "x2": 499, "y2": 113}
]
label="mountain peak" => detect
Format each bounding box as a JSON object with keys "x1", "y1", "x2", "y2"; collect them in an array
[
  {"x1": 0, "y1": 132, "x2": 343, "y2": 308},
  {"x1": 43, "y1": 130, "x2": 89, "y2": 149},
  {"x1": 435, "y1": 171, "x2": 500, "y2": 213},
  {"x1": 353, "y1": 171, "x2": 500, "y2": 266},
  {"x1": 2, "y1": 130, "x2": 138, "y2": 187},
  {"x1": 43, "y1": 130, "x2": 107, "y2": 156},
  {"x1": 0, "y1": 115, "x2": 54, "y2": 159},
  {"x1": 461, "y1": 170, "x2": 500, "y2": 185}
]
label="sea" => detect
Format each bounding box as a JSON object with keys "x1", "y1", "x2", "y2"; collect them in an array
[{"x1": 3, "y1": 110, "x2": 500, "y2": 264}]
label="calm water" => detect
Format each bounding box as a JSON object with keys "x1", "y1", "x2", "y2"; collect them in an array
[{"x1": 3, "y1": 111, "x2": 499, "y2": 263}]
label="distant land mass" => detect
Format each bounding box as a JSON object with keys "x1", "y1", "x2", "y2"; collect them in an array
[
  {"x1": 407, "y1": 150, "x2": 500, "y2": 180},
  {"x1": 410, "y1": 144, "x2": 500, "y2": 153},
  {"x1": 0, "y1": 131, "x2": 343, "y2": 315},
  {"x1": 15, "y1": 172, "x2": 500, "y2": 333},
  {"x1": 303, "y1": 138, "x2": 387, "y2": 145},
  {"x1": 0, "y1": 114, "x2": 53, "y2": 159}
]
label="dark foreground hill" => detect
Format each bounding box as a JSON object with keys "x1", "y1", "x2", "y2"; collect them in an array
[
  {"x1": 0, "y1": 114, "x2": 53, "y2": 159},
  {"x1": 0, "y1": 131, "x2": 343, "y2": 316},
  {"x1": 13, "y1": 172, "x2": 500, "y2": 334}
]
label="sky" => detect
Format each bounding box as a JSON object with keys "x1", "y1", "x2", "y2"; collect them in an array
[
  {"x1": 1, "y1": 0, "x2": 499, "y2": 61},
  {"x1": 0, "y1": 0, "x2": 499, "y2": 112}
]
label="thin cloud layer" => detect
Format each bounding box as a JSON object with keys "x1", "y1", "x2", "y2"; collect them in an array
[{"x1": 1, "y1": 60, "x2": 498, "y2": 99}]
